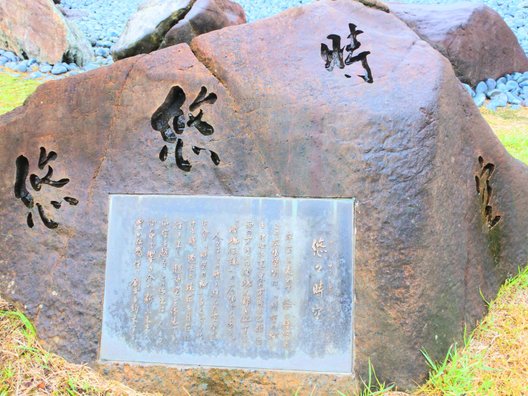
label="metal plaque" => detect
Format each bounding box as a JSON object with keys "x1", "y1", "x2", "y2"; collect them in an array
[{"x1": 100, "y1": 195, "x2": 355, "y2": 373}]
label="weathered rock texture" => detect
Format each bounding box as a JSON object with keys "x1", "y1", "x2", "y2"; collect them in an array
[
  {"x1": 1, "y1": 0, "x2": 528, "y2": 392},
  {"x1": 0, "y1": 0, "x2": 93, "y2": 66},
  {"x1": 390, "y1": 2, "x2": 528, "y2": 86},
  {"x1": 111, "y1": 0, "x2": 246, "y2": 61}
]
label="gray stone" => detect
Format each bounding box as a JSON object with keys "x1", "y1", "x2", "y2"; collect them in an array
[
  {"x1": 51, "y1": 63, "x2": 68, "y2": 75},
  {"x1": 506, "y1": 80, "x2": 520, "y2": 91},
  {"x1": 474, "y1": 92, "x2": 486, "y2": 107},
  {"x1": 95, "y1": 47, "x2": 110, "y2": 57},
  {"x1": 112, "y1": 0, "x2": 246, "y2": 61},
  {"x1": 506, "y1": 92, "x2": 522, "y2": 104},
  {"x1": 15, "y1": 63, "x2": 27, "y2": 72},
  {"x1": 101, "y1": 195, "x2": 354, "y2": 373},
  {"x1": 486, "y1": 78, "x2": 497, "y2": 91},
  {"x1": 3, "y1": 51, "x2": 17, "y2": 61},
  {"x1": 4, "y1": 61, "x2": 17, "y2": 70},
  {"x1": 475, "y1": 81, "x2": 487, "y2": 95},
  {"x1": 39, "y1": 63, "x2": 52, "y2": 73},
  {"x1": 28, "y1": 71, "x2": 44, "y2": 79}
]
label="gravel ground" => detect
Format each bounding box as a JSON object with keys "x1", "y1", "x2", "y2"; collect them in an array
[{"x1": 237, "y1": 0, "x2": 312, "y2": 21}]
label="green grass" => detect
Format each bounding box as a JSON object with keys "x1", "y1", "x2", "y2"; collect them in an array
[
  {"x1": 0, "y1": 297, "x2": 152, "y2": 395},
  {"x1": 0, "y1": 73, "x2": 41, "y2": 115},
  {"x1": 416, "y1": 265, "x2": 528, "y2": 395},
  {"x1": 481, "y1": 107, "x2": 528, "y2": 165}
]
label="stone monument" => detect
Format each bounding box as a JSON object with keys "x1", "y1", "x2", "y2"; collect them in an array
[{"x1": 0, "y1": 0, "x2": 527, "y2": 393}]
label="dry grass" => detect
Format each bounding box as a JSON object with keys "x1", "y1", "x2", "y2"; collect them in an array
[
  {"x1": 415, "y1": 266, "x2": 528, "y2": 396},
  {"x1": 0, "y1": 296, "x2": 153, "y2": 395}
]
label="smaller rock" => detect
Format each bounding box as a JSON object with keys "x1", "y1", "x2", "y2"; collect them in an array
[
  {"x1": 511, "y1": 104, "x2": 521, "y2": 110},
  {"x1": 39, "y1": 63, "x2": 53, "y2": 73},
  {"x1": 475, "y1": 81, "x2": 487, "y2": 94},
  {"x1": 506, "y1": 80, "x2": 520, "y2": 91},
  {"x1": 497, "y1": 82, "x2": 508, "y2": 91},
  {"x1": 95, "y1": 47, "x2": 110, "y2": 57},
  {"x1": 83, "y1": 62, "x2": 100, "y2": 72},
  {"x1": 486, "y1": 101, "x2": 498, "y2": 111},
  {"x1": 3, "y1": 51, "x2": 18, "y2": 62},
  {"x1": 51, "y1": 63, "x2": 68, "y2": 75},
  {"x1": 487, "y1": 89, "x2": 503, "y2": 99},
  {"x1": 495, "y1": 93, "x2": 509, "y2": 107},
  {"x1": 486, "y1": 78, "x2": 497, "y2": 90},
  {"x1": 15, "y1": 63, "x2": 28, "y2": 73},
  {"x1": 96, "y1": 40, "x2": 112, "y2": 48},
  {"x1": 474, "y1": 92, "x2": 486, "y2": 107},
  {"x1": 4, "y1": 61, "x2": 17, "y2": 70},
  {"x1": 28, "y1": 71, "x2": 44, "y2": 79},
  {"x1": 462, "y1": 83, "x2": 475, "y2": 97},
  {"x1": 497, "y1": 76, "x2": 508, "y2": 85},
  {"x1": 506, "y1": 92, "x2": 522, "y2": 104}
]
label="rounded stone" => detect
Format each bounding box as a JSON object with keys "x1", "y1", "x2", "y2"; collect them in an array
[
  {"x1": 51, "y1": 63, "x2": 68, "y2": 75},
  {"x1": 476, "y1": 81, "x2": 488, "y2": 95},
  {"x1": 474, "y1": 92, "x2": 486, "y2": 107}
]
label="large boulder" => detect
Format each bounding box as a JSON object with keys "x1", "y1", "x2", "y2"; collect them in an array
[
  {"x1": 0, "y1": 0, "x2": 527, "y2": 392},
  {"x1": 390, "y1": 2, "x2": 528, "y2": 86},
  {"x1": 111, "y1": 0, "x2": 246, "y2": 61},
  {"x1": 0, "y1": 0, "x2": 93, "y2": 66}
]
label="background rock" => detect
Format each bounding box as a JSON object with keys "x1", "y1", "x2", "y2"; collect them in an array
[
  {"x1": 390, "y1": 2, "x2": 528, "y2": 86},
  {"x1": 111, "y1": 0, "x2": 246, "y2": 61},
  {"x1": 0, "y1": 0, "x2": 527, "y2": 392},
  {"x1": 160, "y1": 0, "x2": 246, "y2": 50},
  {"x1": 0, "y1": 0, "x2": 93, "y2": 66}
]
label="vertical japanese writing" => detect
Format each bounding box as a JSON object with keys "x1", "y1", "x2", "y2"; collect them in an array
[
  {"x1": 130, "y1": 218, "x2": 144, "y2": 336},
  {"x1": 175, "y1": 220, "x2": 183, "y2": 254},
  {"x1": 269, "y1": 223, "x2": 281, "y2": 347},
  {"x1": 171, "y1": 220, "x2": 183, "y2": 336},
  {"x1": 255, "y1": 221, "x2": 266, "y2": 346},
  {"x1": 311, "y1": 237, "x2": 327, "y2": 320},
  {"x1": 198, "y1": 220, "x2": 209, "y2": 338},
  {"x1": 226, "y1": 220, "x2": 239, "y2": 340},
  {"x1": 185, "y1": 250, "x2": 195, "y2": 337},
  {"x1": 184, "y1": 219, "x2": 197, "y2": 340},
  {"x1": 119, "y1": 199, "x2": 352, "y2": 364},
  {"x1": 283, "y1": 231, "x2": 294, "y2": 351},
  {"x1": 210, "y1": 233, "x2": 222, "y2": 339},
  {"x1": 159, "y1": 220, "x2": 169, "y2": 314},
  {"x1": 144, "y1": 220, "x2": 156, "y2": 332},
  {"x1": 241, "y1": 221, "x2": 254, "y2": 345}
]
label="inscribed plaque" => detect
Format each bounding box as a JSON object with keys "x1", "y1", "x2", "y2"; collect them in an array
[{"x1": 100, "y1": 195, "x2": 355, "y2": 373}]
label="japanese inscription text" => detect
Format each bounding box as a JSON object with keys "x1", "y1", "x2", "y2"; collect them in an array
[{"x1": 101, "y1": 195, "x2": 355, "y2": 373}]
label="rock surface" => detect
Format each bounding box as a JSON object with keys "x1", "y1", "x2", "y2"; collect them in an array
[
  {"x1": 1, "y1": 0, "x2": 528, "y2": 392},
  {"x1": 0, "y1": 0, "x2": 93, "y2": 66},
  {"x1": 111, "y1": 0, "x2": 246, "y2": 61},
  {"x1": 390, "y1": 2, "x2": 528, "y2": 86}
]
